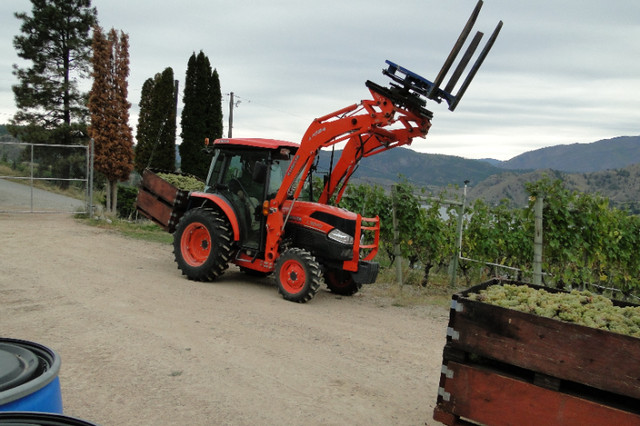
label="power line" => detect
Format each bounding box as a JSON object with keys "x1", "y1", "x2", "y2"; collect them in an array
[{"x1": 223, "y1": 92, "x2": 305, "y2": 119}]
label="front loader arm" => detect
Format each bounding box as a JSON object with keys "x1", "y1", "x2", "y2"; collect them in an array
[
  {"x1": 275, "y1": 88, "x2": 430, "y2": 208},
  {"x1": 262, "y1": 0, "x2": 501, "y2": 264},
  {"x1": 317, "y1": 87, "x2": 432, "y2": 204},
  {"x1": 263, "y1": 87, "x2": 431, "y2": 263}
]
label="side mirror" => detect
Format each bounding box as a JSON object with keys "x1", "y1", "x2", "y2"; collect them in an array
[{"x1": 252, "y1": 160, "x2": 268, "y2": 184}]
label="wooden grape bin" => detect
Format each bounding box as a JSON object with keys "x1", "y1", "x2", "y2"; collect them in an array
[
  {"x1": 135, "y1": 169, "x2": 191, "y2": 232},
  {"x1": 433, "y1": 278, "x2": 640, "y2": 426}
]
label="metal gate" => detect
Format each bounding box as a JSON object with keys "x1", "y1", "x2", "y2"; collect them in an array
[{"x1": 0, "y1": 141, "x2": 93, "y2": 214}]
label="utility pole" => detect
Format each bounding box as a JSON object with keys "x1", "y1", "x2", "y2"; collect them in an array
[{"x1": 228, "y1": 92, "x2": 234, "y2": 138}]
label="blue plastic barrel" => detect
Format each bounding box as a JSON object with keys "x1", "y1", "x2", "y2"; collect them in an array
[{"x1": 0, "y1": 338, "x2": 63, "y2": 413}]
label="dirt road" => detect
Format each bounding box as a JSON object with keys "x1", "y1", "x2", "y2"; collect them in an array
[
  {"x1": 0, "y1": 178, "x2": 86, "y2": 213},
  {"x1": 1, "y1": 214, "x2": 449, "y2": 425}
]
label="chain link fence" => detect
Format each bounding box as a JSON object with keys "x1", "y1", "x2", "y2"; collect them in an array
[{"x1": 0, "y1": 141, "x2": 93, "y2": 214}]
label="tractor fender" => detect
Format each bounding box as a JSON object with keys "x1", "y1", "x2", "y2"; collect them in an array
[{"x1": 187, "y1": 192, "x2": 241, "y2": 241}]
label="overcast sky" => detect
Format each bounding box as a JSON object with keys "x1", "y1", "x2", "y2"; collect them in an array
[{"x1": 1, "y1": 0, "x2": 639, "y2": 160}]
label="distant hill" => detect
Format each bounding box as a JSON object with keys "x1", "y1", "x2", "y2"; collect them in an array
[
  {"x1": 477, "y1": 158, "x2": 502, "y2": 167},
  {"x1": 315, "y1": 136, "x2": 640, "y2": 191},
  {"x1": 317, "y1": 147, "x2": 502, "y2": 190},
  {"x1": 498, "y1": 136, "x2": 640, "y2": 172},
  {"x1": 469, "y1": 164, "x2": 640, "y2": 213},
  {"x1": 314, "y1": 135, "x2": 640, "y2": 213}
]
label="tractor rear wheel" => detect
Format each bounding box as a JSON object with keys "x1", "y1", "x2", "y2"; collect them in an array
[
  {"x1": 173, "y1": 208, "x2": 233, "y2": 281},
  {"x1": 325, "y1": 269, "x2": 362, "y2": 296},
  {"x1": 274, "y1": 248, "x2": 322, "y2": 303}
]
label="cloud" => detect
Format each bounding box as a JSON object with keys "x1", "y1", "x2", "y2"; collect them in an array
[{"x1": 2, "y1": 0, "x2": 639, "y2": 161}]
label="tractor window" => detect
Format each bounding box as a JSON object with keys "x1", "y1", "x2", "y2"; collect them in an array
[
  {"x1": 224, "y1": 155, "x2": 243, "y2": 183},
  {"x1": 219, "y1": 151, "x2": 269, "y2": 209},
  {"x1": 204, "y1": 150, "x2": 223, "y2": 192},
  {"x1": 204, "y1": 151, "x2": 244, "y2": 192},
  {"x1": 267, "y1": 160, "x2": 286, "y2": 196}
]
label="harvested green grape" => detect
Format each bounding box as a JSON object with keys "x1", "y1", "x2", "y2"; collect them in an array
[
  {"x1": 467, "y1": 284, "x2": 640, "y2": 338},
  {"x1": 157, "y1": 173, "x2": 204, "y2": 192}
]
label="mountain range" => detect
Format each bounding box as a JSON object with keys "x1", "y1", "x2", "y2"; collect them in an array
[
  {"x1": 495, "y1": 136, "x2": 640, "y2": 172},
  {"x1": 319, "y1": 135, "x2": 640, "y2": 211}
]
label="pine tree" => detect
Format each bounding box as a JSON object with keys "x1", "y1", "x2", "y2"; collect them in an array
[
  {"x1": 11, "y1": 0, "x2": 97, "y2": 143},
  {"x1": 134, "y1": 68, "x2": 177, "y2": 173},
  {"x1": 179, "y1": 51, "x2": 223, "y2": 179},
  {"x1": 88, "y1": 26, "x2": 134, "y2": 214}
]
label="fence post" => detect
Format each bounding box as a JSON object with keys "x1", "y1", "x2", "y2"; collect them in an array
[
  {"x1": 88, "y1": 139, "x2": 94, "y2": 217},
  {"x1": 449, "y1": 180, "x2": 468, "y2": 287},
  {"x1": 533, "y1": 196, "x2": 543, "y2": 285},
  {"x1": 29, "y1": 143, "x2": 35, "y2": 212},
  {"x1": 391, "y1": 186, "x2": 402, "y2": 287}
]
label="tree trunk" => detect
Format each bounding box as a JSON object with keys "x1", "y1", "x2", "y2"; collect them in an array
[
  {"x1": 108, "y1": 180, "x2": 118, "y2": 214},
  {"x1": 105, "y1": 182, "x2": 111, "y2": 213},
  {"x1": 112, "y1": 181, "x2": 118, "y2": 214},
  {"x1": 63, "y1": 46, "x2": 71, "y2": 126},
  {"x1": 421, "y1": 262, "x2": 433, "y2": 287}
]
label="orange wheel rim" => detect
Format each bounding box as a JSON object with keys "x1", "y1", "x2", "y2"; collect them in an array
[
  {"x1": 181, "y1": 222, "x2": 211, "y2": 266},
  {"x1": 279, "y1": 260, "x2": 306, "y2": 293}
]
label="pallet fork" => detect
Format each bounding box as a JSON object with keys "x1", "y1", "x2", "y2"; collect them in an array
[{"x1": 379, "y1": 0, "x2": 503, "y2": 112}]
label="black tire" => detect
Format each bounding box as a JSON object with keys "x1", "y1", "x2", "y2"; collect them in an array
[
  {"x1": 274, "y1": 248, "x2": 323, "y2": 303},
  {"x1": 325, "y1": 269, "x2": 362, "y2": 296},
  {"x1": 239, "y1": 266, "x2": 270, "y2": 277},
  {"x1": 173, "y1": 208, "x2": 233, "y2": 281}
]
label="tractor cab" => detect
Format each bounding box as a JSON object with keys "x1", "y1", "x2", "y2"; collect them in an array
[{"x1": 204, "y1": 138, "x2": 299, "y2": 252}]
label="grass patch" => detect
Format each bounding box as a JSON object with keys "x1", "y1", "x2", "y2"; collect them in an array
[
  {"x1": 370, "y1": 261, "x2": 468, "y2": 308},
  {"x1": 78, "y1": 216, "x2": 173, "y2": 244},
  {"x1": 366, "y1": 280, "x2": 455, "y2": 309}
]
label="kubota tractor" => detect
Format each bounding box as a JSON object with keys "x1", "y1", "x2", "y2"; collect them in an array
[{"x1": 136, "y1": 1, "x2": 502, "y2": 302}]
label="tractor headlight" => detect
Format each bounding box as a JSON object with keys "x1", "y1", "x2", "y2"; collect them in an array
[{"x1": 328, "y1": 228, "x2": 354, "y2": 245}]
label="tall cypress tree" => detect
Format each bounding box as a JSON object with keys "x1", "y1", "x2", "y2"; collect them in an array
[
  {"x1": 134, "y1": 68, "x2": 177, "y2": 173},
  {"x1": 11, "y1": 0, "x2": 97, "y2": 143},
  {"x1": 133, "y1": 79, "x2": 155, "y2": 174},
  {"x1": 180, "y1": 51, "x2": 223, "y2": 179},
  {"x1": 88, "y1": 26, "x2": 133, "y2": 213}
]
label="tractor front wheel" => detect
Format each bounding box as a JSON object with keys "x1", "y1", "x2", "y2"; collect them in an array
[
  {"x1": 274, "y1": 248, "x2": 322, "y2": 303},
  {"x1": 173, "y1": 208, "x2": 233, "y2": 281}
]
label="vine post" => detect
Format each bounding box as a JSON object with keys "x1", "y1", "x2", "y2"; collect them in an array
[
  {"x1": 391, "y1": 185, "x2": 403, "y2": 288},
  {"x1": 533, "y1": 195, "x2": 544, "y2": 285},
  {"x1": 449, "y1": 180, "x2": 469, "y2": 287}
]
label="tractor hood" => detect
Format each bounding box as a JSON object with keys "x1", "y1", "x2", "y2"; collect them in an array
[{"x1": 283, "y1": 201, "x2": 357, "y2": 238}]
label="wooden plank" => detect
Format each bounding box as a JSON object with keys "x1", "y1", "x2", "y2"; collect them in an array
[
  {"x1": 142, "y1": 169, "x2": 180, "y2": 205},
  {"x1": 437, "y1": 361, "x2": 640, "y2": 426},
  {"x1": 136, "y1": 189, "x2": 172, "y2": 230},
  {"x1": 447, "y1": 294, "x2": 640, "y2": 400},
  {"x1": 433, "y1": 406, "x2": 458, "y2": 425}
]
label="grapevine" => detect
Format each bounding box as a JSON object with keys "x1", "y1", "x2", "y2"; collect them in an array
[
  {"x1": 157, "y1": 173, "x2": 205, "y2": 192},
  {"x1": 467, "y1": 284, "x2": 640, "y2": 338}
]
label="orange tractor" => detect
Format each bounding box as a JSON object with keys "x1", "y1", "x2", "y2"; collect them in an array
[{"x1": 136, "y1": 1, "x2": 502, "y2": 302}]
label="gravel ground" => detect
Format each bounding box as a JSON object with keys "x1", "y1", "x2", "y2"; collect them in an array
[{"x1": 1, "y1": 214, "x2": 450, "y2": 426}]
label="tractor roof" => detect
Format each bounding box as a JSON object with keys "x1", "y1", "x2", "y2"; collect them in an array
[{"x1": 212, "y1": 138, "x2": 299, "y2": 150}]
